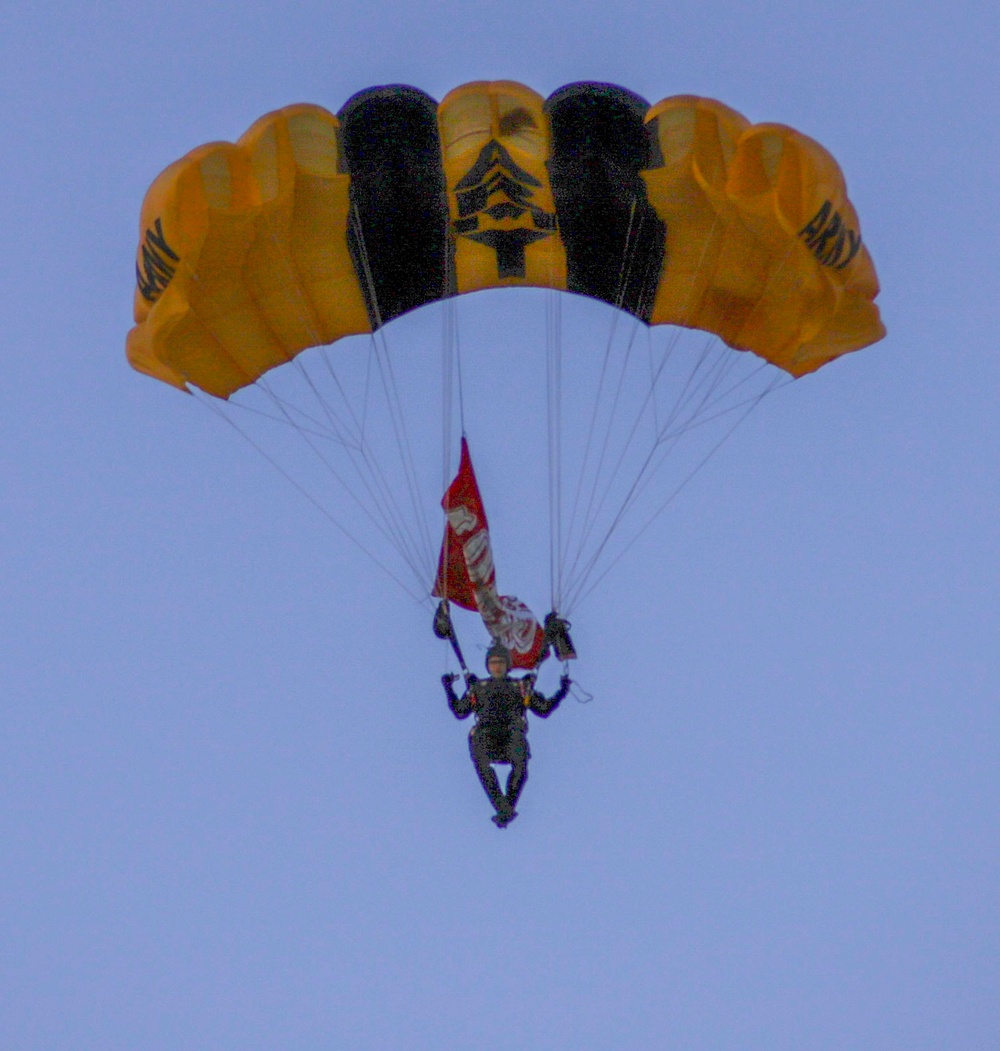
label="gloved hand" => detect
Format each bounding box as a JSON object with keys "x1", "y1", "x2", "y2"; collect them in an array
[
  {"x1": 464, "y1": 672, "x2": 478, "y2": 684},
  {"x1": 442, "y1": 672, "x2": 458, "y2": 686}
]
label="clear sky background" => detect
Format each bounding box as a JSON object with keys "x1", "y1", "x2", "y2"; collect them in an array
[{"x1": 2, "y1": 2, "x2": 997, "y2": 1048}]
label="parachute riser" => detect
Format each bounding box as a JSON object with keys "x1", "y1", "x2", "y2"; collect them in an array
[
  {"x1": 433, "y1": 599, "x2": 470, "y2": 675},
  {"x1": 542, "y1": 611, "x2": 577, "y2": 662}
]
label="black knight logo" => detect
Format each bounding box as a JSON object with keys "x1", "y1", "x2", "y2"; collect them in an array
[{"x1": 452, "y1": 140, "x2": 556, "y2": 279}]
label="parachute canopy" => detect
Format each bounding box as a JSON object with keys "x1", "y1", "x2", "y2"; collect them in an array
[{"x1": 128, "y1": 81, "x2": 884, "y2": 398}]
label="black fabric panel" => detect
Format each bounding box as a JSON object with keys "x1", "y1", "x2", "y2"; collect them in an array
[
  {"x1": 337, "y1": 86, "x2": 452, "y2": 328},
  {"x1": 545, "y1": 82, "x2": 665, "y2": 322}
]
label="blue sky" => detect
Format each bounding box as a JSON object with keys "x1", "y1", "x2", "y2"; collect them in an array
[{"x1": 2, "y1": 2, "x2": 998, "y2": 1048}]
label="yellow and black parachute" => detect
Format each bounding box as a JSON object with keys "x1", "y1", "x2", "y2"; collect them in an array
[
  {"x1": 127, "y1": 81, "x2": 886, "y2": 614},
  {"x1": 128, "y1": 81, "x2": 884, "y2": 398}
]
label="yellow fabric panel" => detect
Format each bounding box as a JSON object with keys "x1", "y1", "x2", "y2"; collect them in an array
[
  {"x1": 715, "y1": 125, "x2": 840, "y2": 368},
  {"x1": 127, "y1": 141, "x2": 294, "y2": 396},
  {"x1": 284, "y1": 108, "x2": 371, "y2": 344},
  {"x1": 239, "y1": 105, "x2": 371, "y2": 352},
  {"x1": 174, "y1": 143, "x2": 294, "y2": 388},
  {"x1": 643, "y1": 96, "x2": 754, "y2": 344},
  {"x1": 438, "y1": 81, "x2": 567, "y2": 294},
  {"x1": 645, "y1": 96, "x2": 815, "y2": 366},
  {"x1": 127, "y1": 106, "x2": 370, "y2": 398},
  {"x1": 644, "y1": 97, "x2": 884, "y2": 375},
  {"x1": 727, "y1": 124, "x2": 884, "y2": 374},
  {"x1": 238, "y1": 110, "x2": 327, "y2": 356},
  {"x1": 128, "y1": 144, "x2": 255, "y2": 396}
]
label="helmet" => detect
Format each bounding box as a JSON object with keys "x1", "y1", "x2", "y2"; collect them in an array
[{"x1": 485, "y1": 641, "x2": 512, "y2": 672}]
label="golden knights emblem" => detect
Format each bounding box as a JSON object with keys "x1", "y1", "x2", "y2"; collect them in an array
[{"x1": 452, "y1": 140, "x2": 557, "y2": 279}]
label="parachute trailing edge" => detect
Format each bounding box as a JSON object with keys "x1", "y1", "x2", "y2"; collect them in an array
[{"x1": 127, "y1": 81, "x2": 885, "y2": 398}]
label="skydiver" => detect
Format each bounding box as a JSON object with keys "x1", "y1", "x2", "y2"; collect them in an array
[{"x1": 443, "y1": 641, "x2": 570, "y2": 828}]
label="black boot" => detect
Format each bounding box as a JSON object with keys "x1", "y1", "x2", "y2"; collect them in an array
[{"x1": 491, "y1": 798, "x2": 517, "y2": 827}]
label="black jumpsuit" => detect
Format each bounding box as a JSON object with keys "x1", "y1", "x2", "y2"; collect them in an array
[{"x1": 444, "y1": 674, "x2": 568, "y2": 817}]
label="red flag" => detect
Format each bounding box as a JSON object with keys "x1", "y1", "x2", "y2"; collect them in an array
[
  {"x1": 433, "y1": 438, "x2": 492, "y2": 611},
  {"x1": 433, "y1": 438, "x2": 545, "y2": 669}
]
